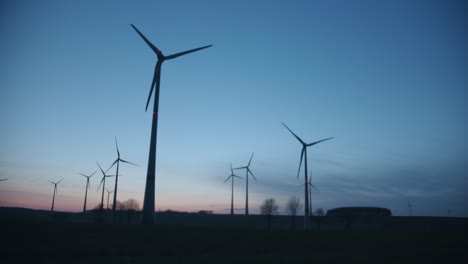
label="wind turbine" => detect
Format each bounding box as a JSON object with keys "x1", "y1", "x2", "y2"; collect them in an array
[
  {"x1": 224, "y1": 163, "x2": 243, "y2": 215},
  {"x1": 105, "y1": 188, "x2": 114, "y2": 209},
  {"x1": 298, "y1": 173, "x2": 320, "y2": 215},
  {"x1": 79, "y1": 171, "x2": 96, "y2": 213},
  {"x1": 233, "y1": 153, "x2": 257, "y2": 215},
  {"x1": 97, "y1": 162, "x2": 114, "y2": 211},
  {"x1": 282, "y1": 122, "x2": 333, "y2": 230},
  {"x1": 49, "y1": 179, "x2": 63, "y2": 212},
  {"x1": 408, "y1": 201, "x2": 415, "y2": 216},
  {"x1": 131, "y1": 24, "x2": 212, "y2": 224},
  {"x1": 107, "y1": 138, "x2": 137, "y2": 219}
]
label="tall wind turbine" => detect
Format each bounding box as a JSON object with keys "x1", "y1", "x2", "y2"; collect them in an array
[
  {"x1": 224, "y1": 163, "x2": 243, "y2": 215},
  {"x1": 49, "y1": 179, "x2": 63, "y2": 212},
  {"x1": 97, "y1": 162, "x2": 114, "y2": 211},
  {"x1": 107, "y1": 138, "x2": 137, "y2": 219},
  {"x1": 131, "y1": 24, "x2": 212, "y2": 224},
  {"x1": 282, "y1": 122, "x2": 333, "y2": 229},
  {"x1": 105, "y1": 188, "x2": 114, "y2": 209},
  {"x1": 79, "y1": 171, "x2": 96, "y2": 213},
  {"x1": 233, "y1": 153, "x2": 257, "y2": 215}
]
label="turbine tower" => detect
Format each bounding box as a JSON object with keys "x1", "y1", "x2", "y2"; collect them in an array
[
  {"x1": 131, "y1": 24, "x2": 212, "y2": 224},
  {"x1": 97, "y1": 162, "x2": 114, "y2": 211},
  {"x1": 105, "y1": 188, "x2": 114, "y2": 209},
  {"x1": 224, "y1": 163, "x2": 243, "y2": 215},
  {"x1": 282, "y1": 122, "x2": 333, "y2": 230},
  {"x1": 107, "y1": 138, "x2": 137, "y2": 220},
  {"x1": 233, "y1": 153, "x2": 257, "y2": 215},
  {"x1": 79, "y1": 171, "x2": 96, "y2": 213},
  {"x1": 49, "y1": 179, "x2": 63, "y2": 212}
]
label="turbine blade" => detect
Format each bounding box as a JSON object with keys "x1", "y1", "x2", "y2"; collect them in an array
[
  {"x1": 57, "y1": 178, "x2": 63, "y2": 185},
  {"x1": 248, "y1": 168, "x2": 257, "y2": 182},
  {"x1": 97, "y1": 177, "x2": 104, "y2": 192},
  {"x1": 49, "y1": 181, "x2": 54, "y2": 184},
  {"x1": 230, "y1": 162, "x2": 234, "y2": 174},
  {"x1": 96, "y1": 162, "x2": 106, "y2": 176},
  {"x1": 120, "y1": 159, "x2": 139, "y2": 166},
  {"x1": 130, "y1": 24, "x2": 162, "y2": 55},
  {"x1": 89, "y1": 171, "x2": 97, "y2": 177},
  {"x1": 145, "y1": 62, "x2": 159, "y2": 112},
  {"x1": 310, "y1": 183, "x2": 320, "y2": 192},
  {"x1": 224, "y1": 175, "x2": 232, "y2": 183},
  {"x1": 282, "y1": 122, "x2": 305, "y2": 145},
  {"x1": 166, "y1": 45, "x2": 212, "y2": 60},
  {"x1": 79, "y1": 173, "x2": 87, "y2": 177},
  {"x1": 115, "y1": 137, "x2": 120, "y2": 158},
  {"x1": 106, "y1": 160, "x2": 118, "y2": 173},
  {"x1": 233, "y1": 175, "x2": 244, "y2": 179},
  {"x1": 233, "y1": 166, "x2": 247, "y2": 170},
  {"x1": 306, "y1": 137, "x2": 334, "y2": 147},
  {"x1": 297, "y1": 147, "x2": 305, "y2": 179},
  {"x1": 247, "y1": 152, "x2": 254, "y2": 167}
]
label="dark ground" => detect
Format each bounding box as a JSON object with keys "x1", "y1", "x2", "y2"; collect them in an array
[{"x1": 3, "y1": 221, "x2": 468, "y2": 264}]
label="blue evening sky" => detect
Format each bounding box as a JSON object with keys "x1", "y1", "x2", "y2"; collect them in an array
[{"x1": 1, "y1": 0, "x2": 467, "y2": 216}]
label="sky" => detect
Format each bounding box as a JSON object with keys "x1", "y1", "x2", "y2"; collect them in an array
[{"x1": 1, "y1": 0, "x2": 467, "y2": 217}]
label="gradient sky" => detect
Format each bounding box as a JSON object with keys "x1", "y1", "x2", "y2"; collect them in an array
[{"x1": 1, "y1": 0, "x2": 467, "y2": 217}]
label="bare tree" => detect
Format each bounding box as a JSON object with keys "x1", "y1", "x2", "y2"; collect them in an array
[
  {"x1": 285, "y1": 196, "x2": 303, "y2": 229},
  {"x1": 260, "y1": 198, "x2": 279, "y2": 230},
  {"x1": 124, "y1": 199, "x2": 141, "y2": 211},
  {"x1": 315, "y1": 208, "x2": 324, "y2": 216}
]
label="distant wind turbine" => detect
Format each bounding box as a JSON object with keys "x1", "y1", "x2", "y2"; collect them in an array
[
  {"x1": 408, "y1": 201, "x2": 415, "y2": 216},
  {"x1": 282, "y1": 122, "x2": 333, "y2": 230},
  {"x1": 131, "y1": 24, "x2": 212, "y2": 225},
  {"x1": 224, "y1": 163, "x2": 243, "y2": 215},
  {"x1": 298, "y1": 177, "x2": 320, "y2": 214},
  {"x1": 233, "y1": 153, "x2": 257, "y2": 215},
  {"x1": 105, "y1": 188, "x2": 114, "y2": 209},
  {"x1": 49, "y1": 179, "x2": 63, "y2": 212},
  {"x1": 107, "y1": 138, "x2": 137, "y2": 219},
  {"x1": 97, "y1": 162, "x2": 115, "y2": 211},
  {"x1": 79, "y1": 171, "x2": 96, "y2": 213}
]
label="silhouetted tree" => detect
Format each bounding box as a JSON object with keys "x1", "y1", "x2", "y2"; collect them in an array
[
  {"x1": 285, "y1": 196, "x2": 302, "y2": 229},
  {"x1": 260, "y1": 198, "x2": 279, "y2": 230},
  {"x1": 315, "y1": 208, "x2": 324, "y2": 216},
  {"x1": 314, "y1": 208, "x2": 325, "y2": 230},
  {"x1": 115, "y1": 199, "x2": 141, "y2": 223}
]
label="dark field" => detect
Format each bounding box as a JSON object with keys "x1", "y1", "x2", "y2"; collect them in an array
[{"x1": 3, "y1": 221, "x2": 468, "y2": 264}]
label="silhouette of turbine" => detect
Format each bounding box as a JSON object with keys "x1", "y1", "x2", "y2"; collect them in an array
[
  {"x1": 105, "y1": 188, "x2": 114, "y2": 209},
  {"x1": 97, "y1": 162, "x2": 115, "y2": 211},
  {"x1": 298, "y1": 175, "x2": 319, "y2": 215},
  {"x1": 131, "y1": 24, "x2": 212, "y2": 224},
  {"x1": 79, "y1": 171, "x2": 96, "y2": 213},
  {"x1": 224, "y1": 163, "x2": 243, "y2": 215},
  {"x1": 107, "y1": 138, "x2": 137, "y2": 220},
  {"x1": 233, "y1": 153, "x2": 257, "y2": 215},
  {"x1": 408, "y1": 201, "x2": 415, "y2": 216},
  {"x1": 282, "y1": 122, "x2": 333, "y2": 230},
  {"x1": 49, "y1": 179, "x2": 63, "y2": 212}
]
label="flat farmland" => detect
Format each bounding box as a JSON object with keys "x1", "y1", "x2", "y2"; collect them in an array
[{"x1": 3, "y1": 221, "x2": 467, "y2": 264}]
